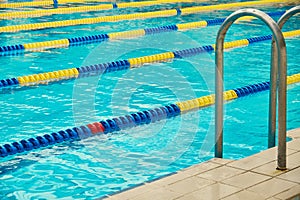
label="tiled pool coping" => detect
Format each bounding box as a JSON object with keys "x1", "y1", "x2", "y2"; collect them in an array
[{"x1": 105, "y1": 128, "x2": 300, "y2": 200}]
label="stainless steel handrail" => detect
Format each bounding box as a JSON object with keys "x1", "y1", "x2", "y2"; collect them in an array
[
  {"x1": 215, "y1": 9, "x2": 287, "y2": 170},
  {"x1": 270, "y1": 6, "x2": 300, "y2": 170}
]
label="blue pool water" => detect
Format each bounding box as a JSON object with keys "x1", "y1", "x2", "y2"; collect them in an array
[{"x1": 0, "y1": 1, "x2": 300, "y2": 199}]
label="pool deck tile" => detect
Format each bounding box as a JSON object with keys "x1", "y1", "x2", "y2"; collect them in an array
[
  {"x1": 148, "y1": 172, "x2": 193, "y2": 187},
  {"x1": 166, "y1": 176, "x2": 215, "y2": 195},
  {"x1": 226, "y1": 154, "x2": 271, "y2": 171},
  {"x1": 287, "y1": 128, "x2": 300, "y2": 139},
  {"x1": 251, "y1": 160, "x2": 295, "y2": 177},
  {"x1": 246, "y1": 178, "x2": 298, "y2": 198},
  {"x1": 197, "y1": 165, "x2": 245, "y2": 182},
  {"x1": 266, "y1": 197, "x2": 281, "y2": 200},
  {"x1": 180, "y1": 161, "x2": 221, "y2": 176},
  {"x1": 274, "y1": 185, "x2": 300, "y2": 199},
  {"x1": 253, "y1": 146, "x2": 297, "y2": 161},
  {"x1": 221, "y1": 171, "x2": 271, "y2": 189},
  {"x1": 175, "y1": 183, "x2": 241, "y2": 200},
  {"x1": 130, "y1": 187, "x2": 182, "y2": 200},
  {"x1": 251, "y1": 152, "x2": 300, "y2": 176},
  {"x1": 106, "y1": 128, "x2": 300, "y2": 200},
  {"x1": 287, "y1": 139, "x2": 300, "y2": 152},
  {"x1": 277, "y1": 166, "x2": 300, "y2": 184},
  {"x1": 209, "y1": 158, "x2": 234, "y2": 165},
  {"x1": 222, "y1": 190, "x2": 266, "y2": 200}
]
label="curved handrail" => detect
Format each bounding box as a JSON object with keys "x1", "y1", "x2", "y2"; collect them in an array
[
  {"x1": 215, "y1": 9, "x2": 287, "y2": 170},
  {"x1": 268, "y1": 6, "x2": 300, "y2": 140},
  {"x1": 269, "y1": 5, "x2": 300, "y2": 169},
  {"x1": 277, "y1": 6, "x2": 300, "y2": 29}
]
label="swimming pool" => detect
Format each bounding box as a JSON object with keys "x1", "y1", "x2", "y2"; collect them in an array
[{"x1": 0, "y1": 0, "x2": 299, "y2": 199}]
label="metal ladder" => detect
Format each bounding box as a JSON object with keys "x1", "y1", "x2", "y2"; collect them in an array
[
  {"x1": 269, "y1": 6, "x2": 300, "y2": 170},
  {"x1": 214, "y1": 8, "x2": 296, "y2": 170}
]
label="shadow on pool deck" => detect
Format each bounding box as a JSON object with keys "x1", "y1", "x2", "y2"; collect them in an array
[{"x1": 105, "y1": 128, "x2": 300, "y2": 200}]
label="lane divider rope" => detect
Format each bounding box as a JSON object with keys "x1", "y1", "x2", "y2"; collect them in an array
[
  {"x1": 0, "y1": 0, "x2": 127, "y2": 8},
  {"x1": 0, "y1": 30, "x2": 299, "y2": 89},
  {"x1": 0, "y1": 10, "x2": 286, "y2": 54},
  {"x1": 0, "y1": 0, "x2": 200, "y2": 19},
  {"x1": 0, "y1": 0, "x2": 295, "y2": 33},
  {"x1": 1, "y1": 72, "x2": 300, "y2": 158}
]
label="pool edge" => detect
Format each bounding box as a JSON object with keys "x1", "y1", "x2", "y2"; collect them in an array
[{"x1": 104, "y1": 128, "x2": 300, "y2": 200}]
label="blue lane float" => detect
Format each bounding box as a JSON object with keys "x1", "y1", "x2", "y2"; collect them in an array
[{"x1": 0, "y1": 104, "x2": 181, "y2": 158}]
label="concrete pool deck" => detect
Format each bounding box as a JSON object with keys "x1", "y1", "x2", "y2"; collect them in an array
[{"x1": 105, "y1": 128, "x2": 300, "y2": 200}]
